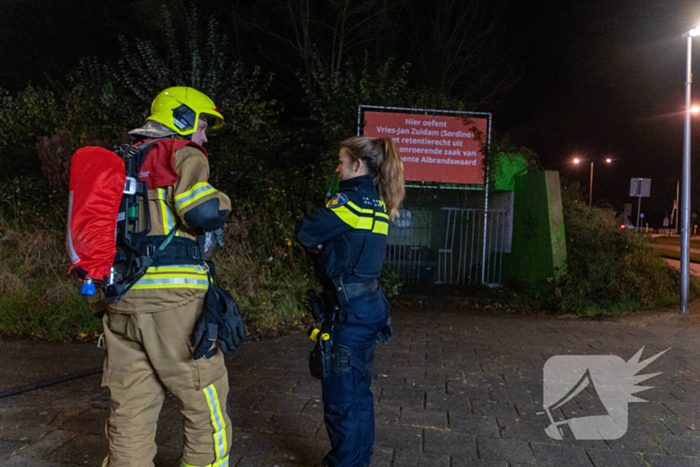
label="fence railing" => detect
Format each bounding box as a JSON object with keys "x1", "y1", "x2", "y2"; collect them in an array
[
  {"x1": 384, "y1": 209, "x2": 431, "y2": 283},
  {"x1": 437, "y1": 208, "x2": 509, "y2": 285}
]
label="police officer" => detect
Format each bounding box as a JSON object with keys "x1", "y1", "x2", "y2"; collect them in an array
[
  {"x1": 296, "y1": 136, "x2": 405, "y2": 467},
  {"x1": 100, "y1": 87, "x2": 237, "y2": 467}
]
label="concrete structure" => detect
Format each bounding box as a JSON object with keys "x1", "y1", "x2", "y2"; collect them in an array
[{"x1": 503, "y1": 170, "x2": 567, "y2": 288}]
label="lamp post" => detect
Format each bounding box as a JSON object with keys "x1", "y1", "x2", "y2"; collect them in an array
[
  {"x1": 572, "y1": 157, "x2": 613, "y2": 207},
  {"x1": 680, "y1": 25, "x2": 700, "y2": 315}
]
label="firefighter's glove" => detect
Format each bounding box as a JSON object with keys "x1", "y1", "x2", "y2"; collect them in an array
[
  {"x1": 193, "y1": 320, "x2": 218, "y2": 359},
  {"x1": 193, "y1": 282, "x2": 246, "y2": 360},
  {"x1": 377, "y1": 317, "x2": 393, "y2": 343},
  {"x1": 216, "y1": 286, "x2": 246, "y2": 353}
]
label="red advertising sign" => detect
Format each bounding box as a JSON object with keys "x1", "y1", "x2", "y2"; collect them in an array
[{"x1": 363, "y1": 111, "x2": 487, "y2": 184}]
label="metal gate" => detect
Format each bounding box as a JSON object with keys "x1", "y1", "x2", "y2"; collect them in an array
[
  {"x1": 437, "y1": 208, "x2": 509, "y2": 285},
  {"x1": 384, "y1": 209, "x2": 431, "y2": 283}
]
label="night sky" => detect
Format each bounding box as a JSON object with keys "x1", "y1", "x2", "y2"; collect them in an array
[
  {"x1": 505, "y1": 0, "x2": 700, "y2": 227},
  {"x1": 4, "y1": 0, "x2": 700, "y2": 227}
]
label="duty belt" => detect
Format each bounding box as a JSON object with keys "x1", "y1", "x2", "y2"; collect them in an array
[{"x1": 329, "y1": 278, "x2": 378, "y2": 308}]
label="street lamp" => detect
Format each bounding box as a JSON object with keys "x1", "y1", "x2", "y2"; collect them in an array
[
  {"x1": 571, "y1": 157, "x2": 613, "y2": 207},
  {"x1": 679, "y1": 24, "x2": 700, "y2": 314}
]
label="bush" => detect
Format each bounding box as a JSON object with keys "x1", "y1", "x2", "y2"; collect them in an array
[
  {"x1": 213, "y1": 209, "x2": 313, "y2": 333},
  {"x1": 557, "y1": 182, "x2": 696, "y2": 315},
  {"x1": 379, "y1": 264, "x2": 403, "y2": 299}
]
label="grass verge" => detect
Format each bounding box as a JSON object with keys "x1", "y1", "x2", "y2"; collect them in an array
[
  {"x1": 652, "y1": 236, "x2": 700, "y2": 249},
  {"x1": 0, "y1": 218, "x2": 101, "y2": 340},
  {"x1": 651, "y1": 247, "x2": 700, "y2": 263}
]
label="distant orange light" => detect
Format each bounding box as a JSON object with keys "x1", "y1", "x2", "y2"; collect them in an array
[
  {"x1": 573, "y1": 158, "x2": 581, "y2": 164},
  {"x1": 692, "y1": 106, "x2": 700, "y2": 114},
  {"x1": 606, "y1": 158, "x2": 612, "y2": 163},
  {"x1": 620, "y1": 225, "x2": 626, "y2": 229}
]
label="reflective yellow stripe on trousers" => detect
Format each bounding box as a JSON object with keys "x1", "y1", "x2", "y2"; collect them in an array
[
  {"x1": 205, "y1": 383, "x2": 228, "y2": 463},
  {"x1": 180, "y1": 456, "x2": 229, "y2": 467}
]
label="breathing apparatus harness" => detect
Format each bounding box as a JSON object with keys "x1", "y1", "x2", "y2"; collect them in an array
[
  {"x1": 98, "y1": 137, "x2": 204, "y2": 304},
  {"x1": 97, "y1": 136, "x2": 245, "y2": 358}
]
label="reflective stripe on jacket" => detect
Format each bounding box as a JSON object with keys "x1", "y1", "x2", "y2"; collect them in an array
[{"x1": 295, "y1": 175, "x2": 388, "y2": 285}]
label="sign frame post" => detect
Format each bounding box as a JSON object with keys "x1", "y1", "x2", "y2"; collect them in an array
[
  {"x1": 636, "y1": 194, "x2": 642, "y2": 232},
  {"x1": 629, "y1": 178, "x2": 651, "y2": 233},
  {"x1": 358, "y1": 105, "x2": 493, "y2": 284}
]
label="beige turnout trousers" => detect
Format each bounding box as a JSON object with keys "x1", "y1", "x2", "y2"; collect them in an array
[{"x1": 102, "y1": 298, "x2": 232, "y2": 467}]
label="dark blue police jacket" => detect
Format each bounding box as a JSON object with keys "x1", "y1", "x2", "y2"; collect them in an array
[{"x1": 295, "y1": 175, "x2": 389, "y2": 287}]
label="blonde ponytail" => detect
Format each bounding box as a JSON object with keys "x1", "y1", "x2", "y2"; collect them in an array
[
  {"x1": 377, "y1": 137, "x2": 405, "y2": 220},
  {"x1": 339, "y1": 136, "x2": 405, "y2": 220}
]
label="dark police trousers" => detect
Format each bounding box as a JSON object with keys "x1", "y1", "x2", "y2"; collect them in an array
[{"x1": 323, "y1": 289, "x2": 389, "y2": 467}]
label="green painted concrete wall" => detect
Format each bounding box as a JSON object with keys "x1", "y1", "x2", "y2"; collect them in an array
[
  {"x1": 493, "y1": 153, "x2": 529, "y2": 191},
  {"x1": 503, "y1": 170, "x2": 567, "y2": 288}
]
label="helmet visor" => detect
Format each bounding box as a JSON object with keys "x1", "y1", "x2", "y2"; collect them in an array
[{"x1": 201, "y1": 112, "x2": 225, "y2": 134}]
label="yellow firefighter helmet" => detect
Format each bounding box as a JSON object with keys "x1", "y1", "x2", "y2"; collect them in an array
[{"x1": 146, "y1": 87, "x2": 224, "y2": 136}]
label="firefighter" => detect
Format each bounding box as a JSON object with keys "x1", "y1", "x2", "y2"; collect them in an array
[
  {"x1": 101, "y1": 87, "x2": 236, "y2": 467},
  {"x1": 295, "y1": 136, "x2": 405, "y2": 467}
]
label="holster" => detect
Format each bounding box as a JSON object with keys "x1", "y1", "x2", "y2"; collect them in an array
[
  {"x1": 309, "y1": 335, "x2": 332, "y2": 380},
  {"x1": 330, "y1": 342, "x2": 376, "y2": 379},
  {"x1": 308, "y1": 287, "x2": 336, "y2": 379}
]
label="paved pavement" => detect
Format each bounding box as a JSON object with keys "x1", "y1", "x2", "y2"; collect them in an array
[{"x1": 2, "y1": 301, "x2": 700, "y2": 466}]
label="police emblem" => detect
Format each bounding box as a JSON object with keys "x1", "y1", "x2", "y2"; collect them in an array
[{"x1": 328, "y1": 193, "x2": 349, "y2": 208}]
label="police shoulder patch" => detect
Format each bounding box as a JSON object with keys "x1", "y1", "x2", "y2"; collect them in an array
[{"x1": 327, "y1": 193, "x2": 349, "y2": 209}]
